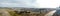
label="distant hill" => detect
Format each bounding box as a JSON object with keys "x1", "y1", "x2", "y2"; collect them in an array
[{"x1": 0, "y1": 7, "x2": 56, "y2": 12}]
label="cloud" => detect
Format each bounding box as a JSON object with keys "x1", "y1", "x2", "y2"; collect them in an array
[
  {"x1": 0, "y1": 0, "x2": 59, "y2": 8},
  {"x1": 36, "y1": 0, "x2": 59, "y2": 8},
  {"x1": 0, "y1": 0, "x2": 36, "y2": 8}
]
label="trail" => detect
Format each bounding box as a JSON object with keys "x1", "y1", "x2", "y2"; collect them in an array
[
  {"x1": 0, "y1": 9, "x2": 11, "y2": 16},
  {"x1": 44, "y1": 10, "x2": 56, "y2": 16}
]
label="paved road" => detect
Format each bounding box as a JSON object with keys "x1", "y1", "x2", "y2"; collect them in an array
[{"x1": 44, "y1": 10, "x2": 56, "y2": 16}]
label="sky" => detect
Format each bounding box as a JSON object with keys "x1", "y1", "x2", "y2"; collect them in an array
[
  {"x1": 0, "y1": 0, "x2": 59, "y2": 8},
  {"x1": 36, "y1": 0, "x2": 59, "y2": 8},
  {"x1": 0, "y1": 0, "x2": 35, "y2": 8}
]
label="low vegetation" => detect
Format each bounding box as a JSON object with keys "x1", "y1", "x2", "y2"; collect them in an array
[{"x1": 0, "y1": 7, "x2": 56, "y2": 16}]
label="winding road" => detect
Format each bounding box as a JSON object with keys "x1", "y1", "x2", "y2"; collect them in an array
[{"x1": 44, "y1": 10, "x2": 56, "y2": 16}]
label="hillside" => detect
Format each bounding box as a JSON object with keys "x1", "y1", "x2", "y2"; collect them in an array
[{"x1": 0, "y1": 7, "x2": 56, "y2": 16}]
